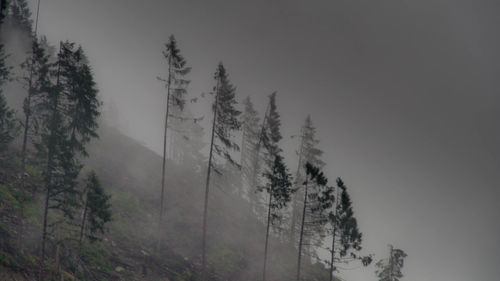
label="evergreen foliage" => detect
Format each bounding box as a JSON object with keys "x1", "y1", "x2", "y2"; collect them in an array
[
  {"x1": 162, "y1": 35, "x2": 191, "y2": 111},
  {"x1": 0, "y1": 43, "x2": 16, "y2": 152},
  {"x1": 202, "y1": 62, "x2": 241, "y2": 280},
  {"x1": 37, "y1": 41, "x2": 101, "y2": 277},
  {"x1": 375, "y1": 245, "x2": 407, "y2": 281},
  {"x1": 0, "y1": 0, "x2": 8, "y2": 24},
  {"x1": 79, "y1": 171, "x2": 112, "y2": 244},
  {"x1": 289, "y1": 115, "x2": 325, "y2": 252},
  {"x1": 7, "y1": 0, "x2": 32, "y2": 33},
  {"x1": 259, "y1": 92, "x2": 294, "y2": 281},
  {"x1": 240, "y1": 96, "x2": 260, "y2": 199},
  {"x1": 323, "y1": 178, "x2": 369, "y2": 281},
  {"x1": 296, "y1": 162, "x2": 328, "y2": 281},
  {"x1": 157, "y1": 35, "x2": 191, "y2": 249}
]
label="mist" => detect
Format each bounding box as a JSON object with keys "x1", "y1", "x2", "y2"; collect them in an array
[{"x1": 0, "y1": 0, "x2": 499, "y2": 281}]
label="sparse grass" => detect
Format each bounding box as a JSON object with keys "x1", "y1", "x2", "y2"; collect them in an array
[
  {"x1": 208, "y1": 243, "x2": 247, "y2": 280},
  {"x1": 80, "y1": 241, "x2": 114, "y2": 273},
  {"x1": 0, "y1": 184, "x2": 19, "y2": 210}
]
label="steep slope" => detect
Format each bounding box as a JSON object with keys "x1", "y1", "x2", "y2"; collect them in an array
[
  {"x1": 0, "y1": 123, "x2": 336, "y2": 280},
  {"x1": 84, "y1": 124, "x2": 334, "y2": 280}
]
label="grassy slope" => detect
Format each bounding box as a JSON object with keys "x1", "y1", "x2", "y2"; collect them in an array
[{"x1": 0, "y1": 123, "x2": 338, "y2": 281}]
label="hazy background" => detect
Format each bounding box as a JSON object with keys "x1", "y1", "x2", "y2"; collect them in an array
[{"x1": 27, "y1": 0, "x2": 500, "y2": 280}]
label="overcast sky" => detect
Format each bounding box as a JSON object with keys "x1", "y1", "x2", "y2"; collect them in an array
[{"x1": 30, "y1": 0, "x2": 500, "y2": 280}]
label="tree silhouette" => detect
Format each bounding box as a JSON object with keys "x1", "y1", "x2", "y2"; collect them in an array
[
  {"x1": 376, "y1": 245, "x2": 407, "y2": 281},
  {"x1": 157, "y1": 35, "x2": 191, "y2": 250},
  {"x1": 202, "y1": 62, "x2": 241, "y2": 280}
]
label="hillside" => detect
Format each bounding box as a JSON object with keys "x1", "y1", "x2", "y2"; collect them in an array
[{"x1": 0, "y1": 123, "x2": 336, "y2": 281}]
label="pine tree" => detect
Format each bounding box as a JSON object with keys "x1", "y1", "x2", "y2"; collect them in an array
[
  {"x1": 296, "y1": 162, "x2": 328, "y2": 281},
  {"x1": 258, "y1": 92, "x2": 293, "y2": 281},
  {"x1": 19, "y1": 37, "x2": 51, "y2": 181},
  {"x1": 7, "y1": 0, "x2": 32, "y2": 33},
  {"x1": 325, "y1": 178, "x2": 367, "y2": 281},
  {"x1": 290, "y1": 115, "x2": 324, "y2": 245},
  {"x1": 0, "y1": 0, "x2": 8, "y2": 24},
  {"x1": 157, "y1": 35, "x2": 191, "y2": 249},
  {"x1": 375, "y1": 245, "x2": 407, "y2": 281},
  {"x1": 16, "y1": 0, "x2": 44, "y2": 248},
  {"x1": 79, "y1": 171, "x2": 112, "y2": 247},
  {"x1": 202, "y1": 62, "x2": 241, "y2": 280},
  {"x1": 38, "y1": 41, "x2": 100, "y2": 280},
  {"x1": 0, "y1": 43, "x2": 16, "y2": 152},
  {"x1": 240, "y1": 96, "x2": 260, "y2": 202},
  {"x1": 261, "y1": 155, "x2": 292, "y2": 281},
  {"x1": 0, "y1": 90, "x2": 15, "y2": 152}
]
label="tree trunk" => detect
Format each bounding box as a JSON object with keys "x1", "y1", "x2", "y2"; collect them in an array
[
  {"x1": 17, "y1": 83, "x2": 31, "y2": 253},
  {"x1": 55, "y1": 223, "x2": 61, "y2": 278},
  {"x1": 248, "y1": 101, "x2": 270, "y2": 217},
  {"x1": 79, "y1": 191, "x2": 89, "y2": 249},
  {"x1": 329, "y1": 187, "x2": 339, "y2": 281},
  {"x1": 262, "y1": 190, "x2": 273, "y2": 281},
  {"x1": 157, "y1": 55, "x2": 172, "y2": 250},
  {"x1": 389, "y1": 245, "x2": 393, "y2": 281},
  {"x1": 290, "y1": 130, "x2": 304, "y2": 244},
  {"x1": 39, "y1": 165, "x2": 51, "y2": 281},
  {"x1": 296, "y1": 179, "x2": 309, "y2": 281},
  {"x1": 201, "y1": 78, "x2": 219, "y2": 281},
  {"x1": 39, "y1": 41, "x2": 61, "y2": 281},
  {"x1": 17, "y1": 0, "x2": 41, "y2": 251}
]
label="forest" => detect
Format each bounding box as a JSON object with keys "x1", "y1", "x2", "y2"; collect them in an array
[{"x1": 9, "y1": 0, "x2": 489, "y2": 281}]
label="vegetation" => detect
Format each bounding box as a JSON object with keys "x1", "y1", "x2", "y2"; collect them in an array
[
  {"x1": 375, "y1": 245, "x2": 407, "y2": 281},
  {"x1": 157, "y1": 35, "x2": 191, "y2": 250},
  {"x1": 202, "y1": 62, "x2": 241, "y2": 280},
  {"x1": 0, "y1": 2, "x2": 409, "y2": 281}
]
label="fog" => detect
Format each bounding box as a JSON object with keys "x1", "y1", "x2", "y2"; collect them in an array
[{"x1": 3, "y1": 0, "x2": 499, "y2": 280}]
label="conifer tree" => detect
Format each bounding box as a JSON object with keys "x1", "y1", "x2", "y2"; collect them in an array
[
  {"x1": 79, "y1": 171, "x2": 112, "y2": 247},
  {"x1": 7, "y1": 0, "x2": 32, "y2": 33},
  {"x1": 375, "y1": 245, "x2": 407, "y2": 281},
  {"x1": 0, "y1": 90, "x2": 15, "y2": 152},
  {"x1": 38, "y1": 41, "x2": 100, "y2": 280},
  {"x1": 240, "y1": 96, "x2": 260, "y2": 201},
  {"x1": 259, "y1": 92, "x2": 293, "y2": 281},
  {"x1": 290, "y1": 115, "x2": 324, "y2": 245},
  {"x1": 202, "y1": 62, "x2": 241, "y2": 280},
  {"x1": 0, "y1": 0, "x2": 7, "y2": 24},
  {"x1": 0, "y1": 42, "x2": 16, "y2": 152},
  {"x1": 325, "y1": 178, "x2": 368, "y2": 281},
  {"x1": 16, "y1": 0, "x2": 43, "y2": 249},
  {"x1": 261, "y1": 155, "x2": 292, "y2": 281},
  {"x1": 157, "y1": 35, "x2": 190, "y2": 249},
  {"x1": 296, "y1": 162, "x2": 328, "y2": 281}
]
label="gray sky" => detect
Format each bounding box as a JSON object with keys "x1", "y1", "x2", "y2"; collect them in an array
[{"x1": 31, "y1": 0, "x2": 500, "y2": 280}]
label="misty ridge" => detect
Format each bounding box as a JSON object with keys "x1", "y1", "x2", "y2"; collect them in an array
[{"x1": 3, "y1": 0, "x2": 500, "y2": 281}]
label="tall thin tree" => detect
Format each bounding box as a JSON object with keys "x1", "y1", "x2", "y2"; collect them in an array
[
  {"x1": 325, "y1": 178, "x2": 366, "y2": 281},
  {"x1": 17, "y1": 0, "x2": 44, "y2": 246},
  {"x1": 38, "y1": 41, "x2": 100, "y2": 281},
  {"x1": 201, "y1": 63, "x2": 241, "y2": 280},
  {"x1": 296, "y1": 163, "x2": 328, "y2": 281},
  {"x1": 0, "y1": 42, "x2": 16, "y2": 152},
  {"x1": 157, "y1": 35, "x2": 191, "y2": 250},
  {"x1": 259, "y1": 92, "x2": 293, "y2": 281},
  {"x1": 290, "y1": 115, "x2": 325, "y2": 245}
]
